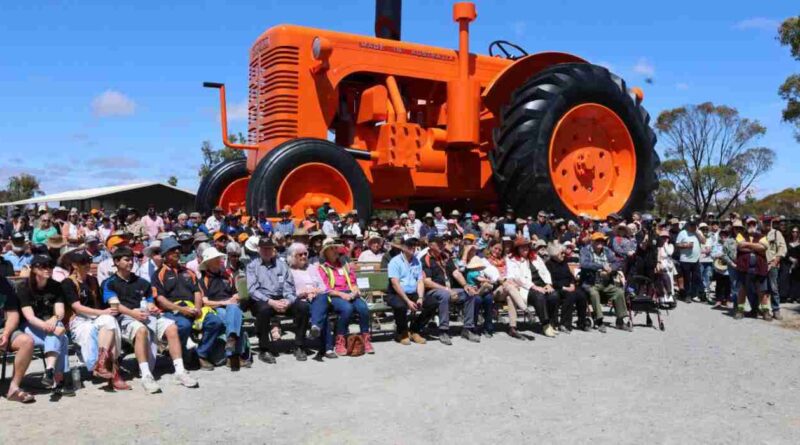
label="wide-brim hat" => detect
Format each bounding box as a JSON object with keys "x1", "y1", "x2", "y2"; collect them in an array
[
  {"x1": 143, "y1": 240, "x2": 162, "y2": 256},
  {"x1": 513, "y1": 237, "x2": 530, "y2": 248},
  {"x1": 309, "y1": 231, "x2": 325, "y2": 243},
  {"x1": 46, "y1": 234, "x2": 67, "y2": 250},
  {"x1": 293, "y1": 227, "x2": 309, "y2": 238},
  {"x1": 320, "y1": 238, "x2": 343, "y2": 257},
  {"x1": 199, "y1": 247, "x2": 226, "y2": 271},
  {"x1": 366, "y1": 232, "x2": 383, "y2": 244},
  {"x1": 466, "y1": 256, "x2": 485, "y2": 270},
  {"x1": 160, "y1": 237, "x2": 181, "y2": 254},
  {"x1": 244, "y1": 235, "x2": 260, "y2": 252}
]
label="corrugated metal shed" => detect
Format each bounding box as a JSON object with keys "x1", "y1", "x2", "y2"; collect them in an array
[{"x1": 0, "y1": 182, "x2": 196, "y2": 212}]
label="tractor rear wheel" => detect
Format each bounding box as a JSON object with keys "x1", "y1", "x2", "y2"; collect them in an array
[
  {"x1": 246, "y1": 138, "x2": 372, "y2": 221},
  {"x1": 490, "y1": 63, "x2": 659, "y2": 219},
  {"x1": 195, "y1": 158, "x2": 249, "y2": 214}
]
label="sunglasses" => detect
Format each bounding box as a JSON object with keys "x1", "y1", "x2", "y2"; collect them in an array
[{"x1": 296, "y1": 252, "x2": 308, "y2": 257}]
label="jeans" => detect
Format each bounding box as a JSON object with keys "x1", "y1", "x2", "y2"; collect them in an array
[
  {"x1": 24, "y1": 323, "x2": 70, "y2": 374},
  {"x1": 738, "y1": 273, "x2": 766, "y2": 310},
  {"x1": 474, "y1": 292, "x2": 494, "y2": 333},
  {"x1": 163, "y1": 311, "x2": 225, "y2": 359},
  {"x1": 250, "y1": 298, "x2": 310, "y2": 352},
  {"x1": 388, "y1": 291, "x2": 448, "y2": 334},
  {"x1": 729, "y1": 269, "x2": 740, "y2": 302},
  {"x1": 308, "y1": 294, "x2": 332, "y2": 351},
  {"x1": 768, "y1": 267, "x2": 780, "y2": 312},
  {"x1": 214, "y1": 305, "x2": 245, "y2": 356},
  {"x1": 679, "y1": 261, "x2": 702, "y2": 299},
  {"x1": 700, "y1": 262, "x2": 713, "y2": 295},
  {"x1": 424, "y1": 288, "x2": 470, "y2": 330},
  {"x1": 329, "y1": 295, "x2": 370, "y2": 335},
  {"x1": 526, "y1": 289, "x2": 559, "y2": 326}
]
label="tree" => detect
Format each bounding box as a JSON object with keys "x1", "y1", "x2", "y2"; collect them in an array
[
  {"x1": 736, "y1": 187, "x2": 800, "y2": 216},
  {"x1": 0, "y1": 173, "x2": 43, "y2": 202},
  {"x1": 655, "y1": 102, "x2": 775, "y2": 217},
  {"x1": 778, "y1": 16, "x2": 800, "y2": 142},
  {"x1": 198, "y1": 132, "x2": 247, "y2": 178},
  {"x1": 167, "y1": 176, "x2": 178, "y2": 187}
]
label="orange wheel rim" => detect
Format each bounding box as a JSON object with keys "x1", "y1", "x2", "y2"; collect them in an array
[
  {"x1": 549, "y1": 103, "x2": 636, "y2": 218},
  {"x1": 276, "y1": 163, "x2": 354, "y2": 218},
  {"x1": 219, "y1": 177, "x2": 249, "y2": 213}
]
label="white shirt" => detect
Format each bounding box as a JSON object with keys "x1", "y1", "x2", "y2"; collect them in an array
[
  {"x1": 97, "y1": 257, "x2": 116, "y2": 284},
  {"x1": 345, "y1": 223, "x2": 362, "y2": 237},
  {"x1": 409, "y1": 219, "x2": 422, "y2": 238},
  {"x1": 505, "y1": 256, "x2": 533, "y2": 292},
  {"x1": 357, "y1": 250, "x2": 384, "y2": 263},
  {"x1": 205, "y1": 216, "x2": 222, "y2": 233},
  {"x1": 322, "y1": 220, "x2": 338, "y2": 237}
]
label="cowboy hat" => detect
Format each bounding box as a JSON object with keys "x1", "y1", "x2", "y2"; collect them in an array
[
  {"x1": 513, "y1": 237, "x2": 530, "y2": 248},
  {"x1": 199, "y1": 247, "x2": 226, "y2": 271},
  {"x1": 46, "y1": 234, "x2": 67, "y2": 250}
]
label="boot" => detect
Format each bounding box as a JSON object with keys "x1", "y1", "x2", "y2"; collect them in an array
[
  {"x1": 111, "y1": 366, "x2": 131, "y2": 391},
  {"x1": 362, "y1": 333, "x2": 374, "y2": 354},
  {"x1": 93, "y1": 348, "x2": 114, "y2": 380},
  {"x1": 334, "y1": 335, "x2": 347, "y2": 355}
]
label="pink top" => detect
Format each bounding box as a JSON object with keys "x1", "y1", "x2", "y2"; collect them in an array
[
  {"x1": 318, "y1": 262, "x2": 357, "y2": 292},
  {"x1": 142, "y1": 216, "x2": 164, "y2": 240},
  {"x1": 291, "y1": 264, "x2": 326, "y2": 297}
]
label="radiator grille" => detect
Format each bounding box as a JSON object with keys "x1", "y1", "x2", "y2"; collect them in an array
[{"x1": 248, "y1": 45, "x2": 299, "y2": 144}]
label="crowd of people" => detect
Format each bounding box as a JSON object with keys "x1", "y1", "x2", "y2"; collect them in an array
[{"x1": 1, "y1": 202, "x2": 798, "y2": 404}]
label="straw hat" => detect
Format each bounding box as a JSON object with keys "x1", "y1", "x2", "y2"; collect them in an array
[
  {"x1": 199, "y1": 247, "x2": 226, "y2": 271},
  {"x1": 46, "y1": 234, "x2": 66, "y2": 250},
  {"x1": 320, "y1": 237, "x2": 343, "y2": 257},
  {"x1": 466, "y1": 256, "x2": 485, "y2": 270}
]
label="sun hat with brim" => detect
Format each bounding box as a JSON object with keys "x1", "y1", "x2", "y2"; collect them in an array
[
  {"x1": 745, "y1": 217, "x2": 758, "y2": 224},
  {"x1": 293, "y1": 227, "x2": 309, "y2": 238},
  {"x1": 160, "y1": 237, "x2": 181, "y2": 254},
  {"x1": 46, "y1": 235, "x2": 67, "y2": 250},
  {"x1": 698, "y1": 222, "x2": 709, "y2": 229},
  {"x1": 466, "y1": 257, "x2": 485, "y2": 270},
  {"x1": 591, "y1": 232, "x2": 607, "y2": 242},
  {"x1": 513, "y1": 237, "x2": 530, "y2": 248},
  {"x1": 532, "y1": 240, "x2": 547, "y2": 249},
  {"x1": 463, "y1": 233, "x2": 477, "y2": 241},
  {"x1": 366, "y1": 232, "x2": 383, "y2": 243},
  {"x1": 199, "y1": 247, "x2": 226, "y2": 271},
  {"x1": 30, "y1": 255, "x2": 54, "y2": 268},
  {"x1": 244, "y1": 235, "x2": 260, "y2": 252},
  {"x1": 193, "y1": 232, "x2": 209, "y2": 244},
  {"x1": 309, "y1": 231, "x2": 325, "y2": 242},
  {"x1": 320, "y1": 238, "x2": 343, "y2": 257},
  {"x1": 177, "y1": 231, "x2": 193, "y2": 243},
  {"x1": 732, "y1": 220, "x2": 744, "y2": 229},
  {"x1": 143, "y1": 240, "x2": 162, "y2": 257}
]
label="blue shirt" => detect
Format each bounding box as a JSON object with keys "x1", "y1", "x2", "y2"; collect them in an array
[
  {"x1": 2, "y1": 251, "x2": 32, "y2": 272},
  {"x1": 388, "y1": 253, "x2": 423, "y2": 294},
  {"x1": 258, "y1": 219, "x2": 273, "y2": 235},
  {"x1": 275, "y1": 220, "x2": 295, "y2": 237}
]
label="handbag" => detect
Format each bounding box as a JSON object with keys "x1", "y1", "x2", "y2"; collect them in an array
[{"x1": 346, "y1": 335, "x2": 365, "y2": 357}]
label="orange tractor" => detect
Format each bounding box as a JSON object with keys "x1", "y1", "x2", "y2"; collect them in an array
[{"x1": 198, "y1": 0, "x2": 658, "y2": 221}]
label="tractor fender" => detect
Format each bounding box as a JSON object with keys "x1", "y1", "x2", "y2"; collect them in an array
[{"x1": 483, "y1": 51, "x2": 587, "y2": 117}]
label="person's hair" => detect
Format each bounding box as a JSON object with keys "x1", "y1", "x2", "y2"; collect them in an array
[
  {"x1": 286, "y1": 242, "x2": 308, "y2": 267},
  {"x1": 195, "y1": 242, "x2": 210, "y2": 258},
  {"x1": 547, "y1": 244, "x2": 563, "y2": 259},
  {"x1": 226, "y1": 242, "x2": 242, "y2": 255},
  {"x1": 273, "y1": 232, "x2": 285, "y2": 242}
]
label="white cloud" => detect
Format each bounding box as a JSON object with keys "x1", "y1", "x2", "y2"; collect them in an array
[
  {"x1": 86, "y1": 155, "x2": 142, "y2": 169},
  {"x1": 733, "y1": 17, "x2": 779, "y2": 31},
  {"x1": 675, "y1": 82, "x2": 689, "y2": 91},
  {"x1": 226, "y1": 100, "x2": 248, "y2": 121},
  {"x1": 91, "y1": 90, "x2": 136, "y2": 117},
  {"x1": 633, "y1": 58, "x2": 655, "y2": 77}
]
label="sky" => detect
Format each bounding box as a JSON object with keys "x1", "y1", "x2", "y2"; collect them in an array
[{"x1": 0, "y1": 0, "x2": 797, "y2": 198}]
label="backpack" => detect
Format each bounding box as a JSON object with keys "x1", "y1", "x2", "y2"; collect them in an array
[{"x1": 346, "y1": 335, "x2": 365, "y2": 357}]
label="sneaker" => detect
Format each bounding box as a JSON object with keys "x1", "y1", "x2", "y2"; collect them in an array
[
  {"x1": 773, "y1": 310, "x2": 783, "y2": 321},
  {"x1": 294, "y1": 348, "x2": 308, "y2": 362},
  {"x1": 258, "y1": 351, "x2": 276, "y2": 364},
  {"x1": 484, "y1": 331, "x2": 494, "y2": 338},
  {"x1": 761, "y1": 308, "x2": 773, "y2": 322},
  {"x1": 334, "y1": 335, "x2": 347, "y2": 355},
  {"x1": 111, "y1": 370, "x2": 132, "y2": 391},
  {"x1": 439, "y1": 332, "x2": 452, "y2": 346},
  {"x1": 41, "y1": 368, "x2": 55, "y2": 388},
  {"x1": 173, "y1": 372, "x2": 198, "y2": 388},
  {"x1": 581, "y1": 324, "x2": 591, "y2": 332},
  {"x1": 543, "y1": 324, "x2": 556, "y2": 338},
  {"x1": 241, "y1": 356, "x2": 253, "y2": 368},
  {"x1": 460, "y1": 329, "x2": 481, "y2": 343},
  {"x1": 362, "y1": 333, "x2": 375, "y2": 354},
  {"x1": 616, "y1": 319, "x2": 633, "y2": 332},
  {"x1": 141, "y1": 375, "x2": 162, "y2": 394},
  {"x1": 310, "y1": 325, "x2": 321, "y2": 339},
  {"x1": 198, "y1": 357, "x2": 215, "y2": 371},
  {"x1": 395, "y1": 332, "x2": 411, "y2": 345},
  {"x1": 409, "y1": 332, "x2": 427, "y2": 344},
  {"x1": 733, "y1": 310, "x2": 744, "y2": 320},
  {"x1": 596, "y1": 323, "x2": 607, "y2": 333},
  {"x1": 324, "y1": 350, "x2": 338, "y2": 359},
  {"x1": 55, "y1": 383, "x2": 76, "y2": 397},
  {"x1": 557, "y1": 325, "x2": 572, "y2": 334},
  {"x1": 691, "y1": 296, "x2": 702, "y2": 303}
]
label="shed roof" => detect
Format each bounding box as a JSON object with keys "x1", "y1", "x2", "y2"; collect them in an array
[{"x1": 0, "y1": 182, "x2": 195, "y2": 206}]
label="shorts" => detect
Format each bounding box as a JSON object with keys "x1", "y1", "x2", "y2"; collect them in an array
[
  {"x1": 70, "y1": 314, "x2": 122, "y2": 369},
  {"x1": 119, "y1": 314, "x2": 175, "y2": 345}
]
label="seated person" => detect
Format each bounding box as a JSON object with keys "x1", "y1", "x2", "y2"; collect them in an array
[
  {"x1": 0, "y1": 276, "x2": 36, "y2": 403},
  {"x1": 287, "y1": 242, "x2": 335, "y2": 360},
  {"x1": 152, "y1": 238, "x2": 225, "y2": 370},
  {"x1": 546, "y1": 244, "x2": 589, "y2": 332},
  {"x1": 318, "y1": 238, "x2": 374, "y2": 355},
  {"x1": 386, "y1": 237, "x2": 429, "y2": 345},
  {"x1": 420, "y1": 235, "x2": 480, "y2": 344},
  {"x1": 528, "y1": 240, "x2": 560, "y2": 338},
  {"x1": 579, "y1": 233, "x2": 631, "y2": 332},
  {"x1": 102, "y1": 246, "x2": 198, "y2": 393},
  {"x1": 17, "y1": 255, "x2": 73, "y2": 396},
  {"x1": 463, "y1": 251, "x2": 495, "y2": 337},
  {"x1": 198, "y1": 247, "x2": 250, "y2": 371},
  {"x1": 357, "y1": 233, "x2": 385, "y2": 263},
  {"x1": 63, "y1": 250, "x2": 129, "y2": 390},
  {"x1": 485, "y1": 239, "x2": 529, "y2": 339},
  {"x1": 246, "y1": 237, "x2": 308, "y2": 363}
]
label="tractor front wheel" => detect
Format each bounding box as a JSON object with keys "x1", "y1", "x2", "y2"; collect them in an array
[
  {"x1": 195, "y1": 158, "x2": 249, "y2": 214},
  {"x1": 491, "y1": 63, "x2": 659, "y2": 219},
  {"x1": 246, "y1": 138, "x2": 372, "y2": 221}
]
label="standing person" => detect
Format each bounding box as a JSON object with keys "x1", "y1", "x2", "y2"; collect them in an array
[
  {"x1": 205, "y1": 207, "x2": 225, "y2": 233},
  {"x1": 198, "y1": 247, "x2": 250, "y2": 371},
  {"x1": 765, "y1": 218, "x2": 787, "y2": 320},
  {"x1": 407, "y1": 210, "x2": 422, "y2": 238},
  {"x1": 275, "y1": 206, "x2": 296, "y2": 237},
  {"x1": 32, "y1": 213, "x2": 58, "y2": 245},
  {"x1": 432, "y1": 207, "x2": 448, "y2": 235},
  {"x1": 529, "y1": 210, "x2": 553, "y2": 242},
  {"x1": 387, "y1": 237, "x2": 432, "y2": 345},
  {"x1": 246, "y1": 237, "x2": 308, "y2": 363},
  {"x1": 63, "y1": 250, "x2": 129, "y2": 390},
  {"x1": 16, "y1": 255, "x2": 74, "y2": 396},
  {"x1": 318, "y1": 238, "x2": 374, "y2": 354},
  {"x1": 698, "y1": 222, "x2": 715, "y2": 303},
  {"x1": 578, "y1": 233, "x2": 630, "y2": 332},
  {"x1": 783, "y1": 226, "x2": 800, "y2": 303},
  {"x1": 152, "y1": 238, "x2": 226, "y2": 370},
  {"x1": 733, "y1": 217, "x2": 770, "y2": 320},
  {"x1": 0, "y1": 276, "x2": 37, "y2": 403},
  {"x1": 102, "y1": 246, "x2": 198, "y2": 393},
  {"x1": 710, "y1": 228, "x2": 734, "y2": 309},
  {"x1": 675, "y1": 220, "x2": 705, "y2": 303},
  {"x1": 142, "y1": 205, "x2": 164, "y2": 243}
]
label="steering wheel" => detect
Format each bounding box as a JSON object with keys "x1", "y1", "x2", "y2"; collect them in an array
[{"x1": 488, "y1": 40, "x2": 528, "y2": 60}]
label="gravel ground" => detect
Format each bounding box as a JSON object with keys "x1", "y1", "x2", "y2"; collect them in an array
[{"x1": 1, "y1": 303, "x2": 799, "y2": 444}]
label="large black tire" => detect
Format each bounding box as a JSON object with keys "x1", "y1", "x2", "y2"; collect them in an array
[
  {"x1": 195, "y1": 158, "x2": 248, "y2": 215},
  {"x1": 246, "y1": 138, "x2": 372, "y2": 222},
  {"x1": 490, "y1": 63, "x2": 659, "y2": 218}
]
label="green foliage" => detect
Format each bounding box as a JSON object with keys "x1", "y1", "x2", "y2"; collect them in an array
[
  {"x1": 778, "y1": 16, "x2": 800, "y2": 142},
  {"x1": 198, "y1": 133, "x2": 247, "y2": 178},
  {"x1": 167, "y1": 176, "x2": 178, "y2": 186},
  {"x1": 737, "y1": 188, "x2": 800, "y2": 216},
  {"x1": 0, "y1": 173, "x2": 43, "y2": 202},
  {"x1": 655, "y1": 102, "x2": 774, "y2": 217}
]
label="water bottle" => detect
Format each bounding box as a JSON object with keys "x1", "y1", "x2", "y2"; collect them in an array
[
  {"x1": 70, "y1": 366, "x2": 82, "y2": 391},
  {"x1": 140, "y1": 296, "x2": 149, "y2": 316}
]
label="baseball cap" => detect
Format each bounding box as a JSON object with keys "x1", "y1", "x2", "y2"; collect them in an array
[{"x1": 258, "y1": 237, "x2": 275, "y2": 248}]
